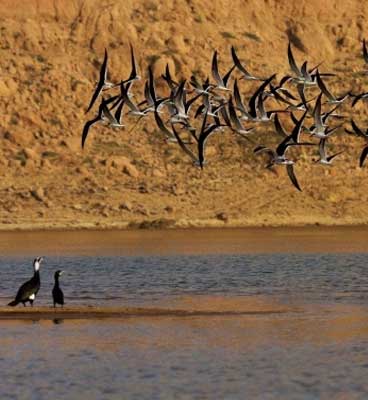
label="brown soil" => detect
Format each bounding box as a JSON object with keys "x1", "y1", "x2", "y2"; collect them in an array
[{"x1": 2, "y1": 1, "x2": 368, "y2": 230}]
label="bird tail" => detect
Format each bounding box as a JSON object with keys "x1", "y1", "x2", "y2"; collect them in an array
[{"x1": 8, "y1": 300, "x2": 18, "y2": 307}]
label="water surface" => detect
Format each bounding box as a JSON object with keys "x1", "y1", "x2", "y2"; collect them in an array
[
  {"x1": 1, "y1": 253, "x2": 367, "y2": 307},
  {"x1": 1, "y1": 240, "x2": 368, "y2": 399}
]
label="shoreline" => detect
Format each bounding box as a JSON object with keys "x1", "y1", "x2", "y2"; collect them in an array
[
  {"x1": 1, "y1": 218, "x2": 368, "y2": 232},
  {"x1": 0, "y1": 225, "x2": 367, "y2": 255},
  {"x1": 0, "y1": 303, "x2": 366, "y2": 325},
  {"x1": 0, "y1": 306, "x2": 295, "y2": 320}
]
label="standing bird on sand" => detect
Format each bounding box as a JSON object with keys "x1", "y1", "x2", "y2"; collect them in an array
[
  {"x1": 52, "y1": 270, "x2": 64, "y2": 308},
  {"x1": 8, "y1": 257, "x2": 43, "y2": 307}
]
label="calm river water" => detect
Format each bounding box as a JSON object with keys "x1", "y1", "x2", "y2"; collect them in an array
[{"x1": 1, "y1": 229, "x2": 368, "y2": 399}]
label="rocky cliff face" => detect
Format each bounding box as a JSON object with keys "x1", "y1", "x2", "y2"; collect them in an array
[{"x1": 0, "y1": 0, "x2": 368, "y2": 229}]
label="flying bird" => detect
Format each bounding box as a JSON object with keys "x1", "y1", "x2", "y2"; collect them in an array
[
  {"x1": 315, "y1": 138, "x2": 343, "y2": 165},
  {"x1": 254, "y1": 111, "x2": 312, "y2": 191},
  {"x1": 81, "y1": 95, "x2": 120, "y2": 148},
  {"x1": 315, "y1": 70, "x2": 350, "y2": 105}
]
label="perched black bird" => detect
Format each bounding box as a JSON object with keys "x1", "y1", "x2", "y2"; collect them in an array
[
  {"x1": 52, "y1": 270, "x2": 64, "y2": 308},
  {"x1": 8, "y1": 257, "x2": 43, "y2": 307}
]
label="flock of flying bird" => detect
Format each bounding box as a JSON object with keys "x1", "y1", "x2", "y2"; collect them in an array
[{"x1": 82, "y1": 40, "x2": 368, "y2": 192}]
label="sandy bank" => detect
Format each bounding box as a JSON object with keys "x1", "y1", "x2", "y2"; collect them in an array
[
  {"x1": 0, "y1": 226, "x2": 367, "y2": 256},
  {"x1": 0, "y1": 296, "x2": 300, "y2": 320},
  {"x1": 0, "y1": 305, "x2": 296, "y2": 320}
]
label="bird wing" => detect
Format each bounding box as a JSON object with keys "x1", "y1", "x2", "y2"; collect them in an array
[
  {"x1": 233, "y1": 79, "x2": 247, "y2": 114},
  {"x1": 127, "y1": 43, "x2": 138, "y2": 82},
  {"x1": 219, "y1": 104, "x2": 232, "y2": 129},
  {"x1": 289, "y1": 110, "x2": 307, "y2": 143},
  {"x1": 161, "y1": 63, "x2": 177, "y2": 90},
  {"x1": 222, "y1": 65, "x2": 235, "y2": 88},
  {"x1": 189, "y1": 75, "x2": 201, "y2": 90},
  {"x1": 211, "y1": 51, "x2": 225, "y2": 87},
  {"x1": 286, "y1": 164, "x2": 302, "y2": 191},
  {"x1": 81, "y1": 112, "x2": 102, "y2": 148},
  {"x1": 322, "y1": 105, "x2": 339, "y2": 124},
  {"x1": 256, "y1": 93, "x2": 267, "y2": 118},
  {"x1": 142, "y1": 81, "x2": 153, "y2": 107},
  {"x1": 296, "y1": 84, "x2": 311, "y2": 112},
  {"x1": 248, "y1": 74, "x2": 276, "y2": 117},
  {"x1": 269, "y1": 85, "x2": 295, "y2": 107},
  {"x1": 14, "y1": 276, "x2": 39, "y2": 303},
  {"x1": 287, "y1": 42, "x2": 302, "y2": 77},
  {"x1": 101, "y1": 102, "x2": 118, "y2": 125},
  {"x1": 326, "y1": 151, "x2": 343, "y2": 162},
  {"x1": 290, "y1": 112, "x2": 299, "y2": 126},
  {"x1": 120, "y1": 81, "x2": 140, "y2": 112},
  {"x1": 350, "y1": 119, "x2": 366, "y2": 138},
  {"x1": 231, "y1": 46, "x2": 251, "y2": 77},
  {"x1": 171, "y1": 124, "x2": 198, "y2": 163},
  {"x1": 308, "y1": 61, "x2": 324, "y2": 74},
  {"x1": 154, "y1": 111, "x2": 175, "y2": 140},
  {"x1": 278, "y1": 86, "x2": 298, "y2": 101},
  {"x1": 274, "y1": 114, "x2": 288, "y2": 137},
  {"x1": 174, "y1": 80, "x2": 187, "y2": 115},
  {"x1": 85, "y1": 49, "x2": 108, "y2": 113},
  {"x1": 313, "y1": 92, "x2": 324, "y2": 129},
  {"x1": 301, "y1": 61, "x2": 311, "y2": 81},
  {"x1": 360, "y1": 146, "x2": 368, "y2": 168},
  {"x1": 280, "y1": 75, "x2": 292, "y2": 86},
  {"x1": 352, "y1": 92, "x2": 368, "y2": 107},
  {"x1": 194, "y1": 103, "x2": 206, "y2": 119},
  {"x1": 316, "y1": 70, "x2": 335, "y2": 101},
  {"x1": 185, "y1": 91, "x2": 203, "y2": 114},
  {"x1": 254, "y1": 145, "x2": 274, "y2": 157},
  {"x1": 148, "y1": 65, "x2": 157, "y2": 105},
  {"x1": 363, "y1": 39, "x2": 368, "y2": 64},
  {"x1": 319, "y1": 138, "x2": 327, "y2": 160},
  {"x1": 228, "y1": 97, "x2": 244, "y2": 132}
]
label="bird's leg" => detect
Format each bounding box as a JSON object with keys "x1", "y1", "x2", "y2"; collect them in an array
[
  {"x1": 30, "y1": 301, "x2": 33, "y2": 307},
  {"x1": 22, "y1": 302, "x2": 26, "y2": 307}
]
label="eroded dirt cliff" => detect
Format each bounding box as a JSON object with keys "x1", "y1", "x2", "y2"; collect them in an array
[{"x1": 1, "y1": 0, "x2": 368, "y2": 229}]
